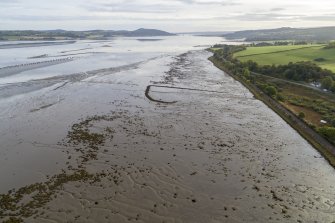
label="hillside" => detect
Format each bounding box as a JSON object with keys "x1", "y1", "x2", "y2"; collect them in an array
[
  {"x1": 0, "y1": 28, "x2": 176, "y2": 41},
  {"x1": 125, "y1": 28, "x2": 175, "y2": 37},
  {"x1": 224, "y1": 27, "x2": 335, "y2": 41}
]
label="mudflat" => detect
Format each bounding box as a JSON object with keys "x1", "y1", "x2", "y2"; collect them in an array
[{"x1": 0, "y1": 50, "x2": 334, "y2": 222}]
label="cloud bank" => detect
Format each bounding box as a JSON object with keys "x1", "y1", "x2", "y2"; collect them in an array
[{"x1": 0, "y1": 0, "x2": 334, "y2": 31}]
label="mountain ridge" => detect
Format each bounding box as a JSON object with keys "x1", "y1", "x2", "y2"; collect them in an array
[{"x1": 223, "y1": 26, "x2": 335, "y2": 41}]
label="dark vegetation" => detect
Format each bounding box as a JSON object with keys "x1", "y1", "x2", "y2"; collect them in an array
[
  {"x1": 211, "y1": 45, "x2": 335, "y2": 149},
  {"x1": 213, "y1": 44, "x2": 335, "y2": 91},
  {"x1": 223, "y1": 27, "x2": 335, "y2": 41},
  {"x1": 0, "y1": 170, "x2": 96, "y2": 223},
  {"x1": 0, "y1": 111, "x2": 132, "y2": 222},
  {"x1": 252, "y1": 41, "x2": 309, "y2": 47},
  {"x1": 324, "y1": 42, "x2": 335, "y2": 49},
  {"x1": 314, "y1": 58, "x2": 327, "y2": 62},
  {"x1": 245, "y1": 60, "x2": 334, "y2": 83}
]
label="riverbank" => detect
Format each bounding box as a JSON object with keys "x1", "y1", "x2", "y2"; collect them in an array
[{"x1": 209, "y1": 56, "x2": 335, "y2": 167}]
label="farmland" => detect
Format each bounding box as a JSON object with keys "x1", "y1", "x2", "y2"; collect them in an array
[
  {"x1": 210, "y1": 44, "x2": 335, "y2": 166},
  {"x1": 234, "y1": 44, "x2": 335, "y2": 72}
]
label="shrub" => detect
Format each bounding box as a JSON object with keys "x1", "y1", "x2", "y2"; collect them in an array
[
  {"x1": 314, "y1": 58, "x2": 327, "y2": 62},
  {"x1": 318, "y1": 127, "x2": 335, "y2": 144},
  {"x1": 264, "y1": 86, "x2": 277, "y2": 97},
  {"x1": 298, "y1": 112, "x2": 305, "y2": 119},
  {"x1": 324, "y1": 42, "x2": 335, "y2": 49},
  {"x1": 321, "y1": 76, "x2": 333, "y2": 90}
]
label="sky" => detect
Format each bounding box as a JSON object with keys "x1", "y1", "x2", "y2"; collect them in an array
[{"x1": 0, "y1": 0, "x2": 335, "y2": 32}]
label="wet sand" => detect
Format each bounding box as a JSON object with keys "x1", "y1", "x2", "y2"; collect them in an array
[
  {"x1": 0, "y1": 50, "x2": 334, "y2": 222},
  {"x1": 0, "y1": 41, "x2": 76, "y2": 49},
  {"x1": 0, "y1": 58, "x2": 75, "y2": 78}
]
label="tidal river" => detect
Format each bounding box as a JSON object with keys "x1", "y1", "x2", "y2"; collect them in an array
[{"x1": 0, "y1": 36, "x2": 334, "y2": 222}]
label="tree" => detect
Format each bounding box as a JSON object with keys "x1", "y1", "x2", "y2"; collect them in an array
[
  {"x1": 245, "y1": 60, "x2": 258, "y2": 71},
  {"x1": 298, "y1": 112, "x2": 305, "y2": 119},
  {"x1": 321, "y1": 76, "x2": 333, "y2": 90},
  {"x1": 318, "y1": 127, "x2": 335, "y2": 144},
  {"x1": 331, "y1": 82, "x2": 335, "y2": 92},
  {"x1": 276, "y1": 93, "x2": 285, "y2": 102},
  {"x1": 265, "y1": 86, "x2": 277, "y2": 97},
  {"x1": 242, "y1": 68, "x2": 250, "y2": 79},
  {"x1": 324, "y1": 42, "x2": 335, "y2": 49}
]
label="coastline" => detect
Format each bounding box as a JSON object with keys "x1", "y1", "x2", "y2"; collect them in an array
[{"x1": 208, "y1": 56, "x2": 335, "y2": 168}]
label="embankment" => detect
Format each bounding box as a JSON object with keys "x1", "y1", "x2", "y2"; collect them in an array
[{"x1": 209, "y1": 56, "x2": 335, "y2": 167}]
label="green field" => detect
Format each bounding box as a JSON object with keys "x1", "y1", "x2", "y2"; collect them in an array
[{"x1": 234, "y1": 45, "x2": 335, "y2": 72}]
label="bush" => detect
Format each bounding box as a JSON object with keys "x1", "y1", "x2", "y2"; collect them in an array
[
  {"x1": 321, "y1": 76, "x2": 334, "y2": 90},
  {"x1": 309, "y1": 123, "x2": 316, "y2": 129},
  {"x1": 324, "y1": 42, "x2": 335, "y2": 49},
  {"x1": 314, "y1": 58, "x2": 327, "y2": 62},
  {"x1": 318, "y1": 127, "x2": 335, "y2": 144},
  {"x1": 276, "y1": 93, "x2": 285, "y2": 102},
  {"x1": 298, "y1": 112, "x2": 305, "y2": 119},
  {"x1": 264, "y1": 86, "x2": 277, "y2": 97}
]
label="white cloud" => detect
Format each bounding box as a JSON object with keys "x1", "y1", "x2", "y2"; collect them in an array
[{"x1": 0, "y1": 0, "x2": 334, "y2": 31}]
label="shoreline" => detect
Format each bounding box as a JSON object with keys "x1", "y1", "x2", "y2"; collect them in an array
[
  {"x1": 0, "y1": 41, "x2": 76, "y2": 49},
  {"x1": 208, "y1": 56, "x2": 335, "y2": 168}
]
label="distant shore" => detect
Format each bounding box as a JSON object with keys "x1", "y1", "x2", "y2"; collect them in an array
[{"x1": 0, "y1": 41, "x2": 76, "y2": 49}]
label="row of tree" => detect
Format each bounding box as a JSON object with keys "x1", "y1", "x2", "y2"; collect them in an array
[
  {"x1": 251, "y1": 41, "x2": 309, "y2": 47},
  {"x1": 212, "y1": 45, "x2": 335, "y2": 146},
  {"x1": 213, "y1": 44, "x2": 335, "y2": 92},
  {"x1": 242, "y1": 60, "x2": 334, "y2": 83},
  {"x1": 324, "y1": 42, "x2": 335, "y2": 49}
]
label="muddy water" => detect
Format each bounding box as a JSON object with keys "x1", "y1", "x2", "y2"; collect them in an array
[{"x1": 0, "y1": 49, "x2": 334, "y2": 222}]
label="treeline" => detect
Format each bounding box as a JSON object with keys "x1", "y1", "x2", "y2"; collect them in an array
[
  {"x1": 213, "y1": 44, "x2": 246, "y2": 60},
  {"x1": 0, "y1": 30, "x2": 86, "y2": 39},
  {"x1": 212, "y1": 45, "x2": 335, "y2": 146},
  {"x1": 243, "y1": 60, "x2": 335, "y2": 91},
  {"x1": 251, "y1": 41, "x2": 309, "y2": 47},
  {"x1": 0, "y1": 29, "x2": 175, "y2": 41},
  {"x1": 324, "y1": 42, "x2": 335, "y2": 49},
  {"x1": 213, "y1": 44, "x2": 335, "y2": 92}
]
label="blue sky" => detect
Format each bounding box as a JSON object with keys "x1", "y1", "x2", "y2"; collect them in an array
[{"x1": 0, "y1": 0, "x2": 334, "y2": 31}]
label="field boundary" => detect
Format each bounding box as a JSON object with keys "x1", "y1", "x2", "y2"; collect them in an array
[{"x1": 235, "y1": 45, "x2": 323, "y2": 58}]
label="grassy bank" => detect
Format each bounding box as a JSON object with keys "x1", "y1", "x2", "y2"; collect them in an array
[
  {"x1": 234, "y1": 45, "x2": 335, "y2": 72},
  {"x1": 209, "y1": 56, "x2": 335, "y2": 167}
]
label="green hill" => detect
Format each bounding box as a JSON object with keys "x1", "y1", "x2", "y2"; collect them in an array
[{"x1": 224, "y1": 27, "x2": 335, "y2": 41}]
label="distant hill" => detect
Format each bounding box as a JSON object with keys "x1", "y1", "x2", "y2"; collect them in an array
[
  {"x1": 0, "y1": 28, "x2": 175, "y2": 41},
  {"x1": 223, "y1": 27, "x2": 335, "y2": 41},
  {"x1": 126, "y1": 28, "x2": 175, "y2": 37},
  {"x1": 178, "y1": 31, "x2": 232, "y2": 36},
  {"x1": 102, "y1": 28, "x2": 175, "y2": 37}
]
